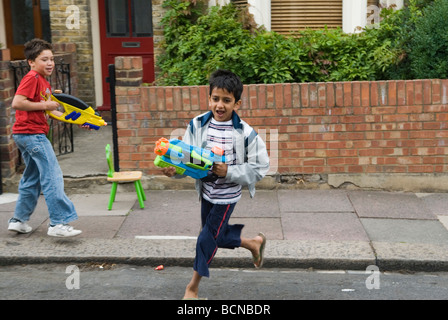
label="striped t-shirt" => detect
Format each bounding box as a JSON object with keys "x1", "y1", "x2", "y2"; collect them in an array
[{"x1": 202, "y1": 118, "x2": 242, "y2": 204}]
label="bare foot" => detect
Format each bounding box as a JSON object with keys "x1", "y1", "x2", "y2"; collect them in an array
[
  {"x1": 251, "y1": 233, "x2": 266, "y2": 268},
  {"x1": 182, "y1": 271, "x2": 201, "y2": 299}
]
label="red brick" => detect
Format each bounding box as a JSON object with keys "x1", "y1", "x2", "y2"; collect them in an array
[
  {"x1": 388, "y1": 81, "x2": 397, "y2": 106},
  {"x1": 326, "y1": 82, "x2": 335, "y2": 107},
  {"x1": 352, "y1": 82, "x2": 361, "y2": 107},
  {"x1": 432, "y1": 79, "x2": 441, "y2": 104},
  {"x1": 378, "y1": 81, "x2": 387, "y2": 106},
  {"x1": 423, "y1": 79, "x2": 432, "y2": 104},
  {"x1": 406, "y1": 81, "x2": 414, "y2": 106},
  {"x1": 361, "y1": 82, "x2": 370, "y2": 107},
  {"x1": 274, "y1": 84, "x2": 283, "y2": 108},
  {"x1": 370, "y1": 82, "x2": 379, "y2": 106},
  {"x1": 257, "y1": 85, "x2": 266, "y2": 109},
  {"x1": 283, "y1": 83, "x2": 292, "y2": 108},
  {"x1": 309, "y1": 83, "x2": 318, "y2": 107},
  {"x1": 414, "y1": 80, "x2": 423, "y2": 105},
  {"x1": 300, "y1": 83, "x2": 309, "y2": 107},
  {"x1": 334, "y1": 82, "x2": 344, "y2": 107},
  {"x1": 397, "y1": 81, "x2": 406, "y2": 105}
]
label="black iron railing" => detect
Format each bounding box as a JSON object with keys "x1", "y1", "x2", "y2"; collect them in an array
[{"x1": 107, "y1": 64, "x2": 119, "y2": 172}]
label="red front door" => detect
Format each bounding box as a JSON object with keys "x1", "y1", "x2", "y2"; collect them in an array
[{"x1": 98, "y1": 0, "x2": 155, "y2": 110}]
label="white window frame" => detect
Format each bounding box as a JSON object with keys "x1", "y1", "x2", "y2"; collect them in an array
[{"x1": 210, "y1": 0, "x2": 403, "y2": 34}]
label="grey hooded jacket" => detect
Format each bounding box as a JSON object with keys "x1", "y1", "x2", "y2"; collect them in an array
[{"x1": 180, "y1": 111, "x2": 270, "y2": 199}]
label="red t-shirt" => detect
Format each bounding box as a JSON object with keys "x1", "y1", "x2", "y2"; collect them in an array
[{"x1": 12, "y1": 70, "x2": 51, "y2": 135}]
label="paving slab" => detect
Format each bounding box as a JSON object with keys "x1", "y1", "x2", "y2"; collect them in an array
[
  {"x1": 116, "y1": 190, "x2": 201, "y2": 239},
  {"x1": 278, "y1": 190, "x2": 354, "y2": 213},
  {"x1": 361, "y1": 218, "x2": 448, "y2": 244},
  {"x1": 0, "y1": 196, "x2": 49, "y2": 239},
  {"x1": 69, "y1": 216, "x2": 126, "y2": 239},
  {"x1": 229, "y1": 217, "x2": 283, "y2": 240},
  {"x1": 416, "y1": 193, "x2": 448, "y2": 216},
  {"x1": 281, "y1": 212, "x2": 370, "y2": 241},
  {"x1": 69, "y1": 193, "x2": 136, "y2": 217},
  {"x1": 232, "y1": 190, "x2": 280, "y2": 218},
  {"x1": 349, "y1": 191, "x2": 436, "y2": 220}
]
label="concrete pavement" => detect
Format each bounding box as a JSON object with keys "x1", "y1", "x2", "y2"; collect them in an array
[{"x1": 1, "y1": 125, "x2": 448, "y2": 272}]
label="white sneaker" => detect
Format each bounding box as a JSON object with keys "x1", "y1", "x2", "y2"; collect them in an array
[
  {"x1": 8, "y1": 221, "x2": 32, "y2": 234},
  {"x1": 47, "y1": 224, "x2": 82, "y2": 237}
]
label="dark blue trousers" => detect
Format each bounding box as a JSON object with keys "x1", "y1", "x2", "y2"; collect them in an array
[{"x1": 194, "y1": 198, "x2": 244, "y2": 277}]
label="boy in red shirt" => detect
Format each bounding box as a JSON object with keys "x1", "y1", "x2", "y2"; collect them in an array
[{"x1": 8, "y1": 38, "x2": 82, "y2": 237}]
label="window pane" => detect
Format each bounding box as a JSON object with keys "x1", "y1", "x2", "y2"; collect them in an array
[
  {"x1": 106, "y1": 0, "x2": 129, "y2": 37},
  {"x1": 132, "y1": 0, "x2": 152, "y2": 37},
  {"x1": 11, "y1": 0, "x2": 34, "y2": 44},
  {"x1": 40, "y1": 0, "x2": 52, "y2": 43}
]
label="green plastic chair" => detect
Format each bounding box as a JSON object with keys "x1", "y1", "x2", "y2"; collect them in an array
[{"x1": 106, "y1": 144, "x2": 146, "y2": 210}]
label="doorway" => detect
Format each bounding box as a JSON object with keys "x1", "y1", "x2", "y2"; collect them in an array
[
  {"x1": 2, "y1": 0, "x2": 51, "y2": 60},
  {"x1": 98, "y1": 0, "x2": 155, "y2": 110}
]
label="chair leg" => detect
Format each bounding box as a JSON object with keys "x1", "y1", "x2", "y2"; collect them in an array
[
  {"x1": 134, "y1": 180, "x2": 145, "y2": 209},
  {"x1": 137, "y1": 180, "x2": 146, "y2": 201},
  {"x1": 108, "y1": 182, "x2": 118, "y2": 210}
]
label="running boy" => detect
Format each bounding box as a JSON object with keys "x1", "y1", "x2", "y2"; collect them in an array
[
  {"x1": 8, "y1": 38, "x2": 82, "y2": 237},
  {"x1": 161, "y1": 69, "x2": 270, "y2": 299}
]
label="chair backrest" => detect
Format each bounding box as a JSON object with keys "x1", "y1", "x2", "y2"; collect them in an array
[{"x1": 105, "y1": 144, "x2": 114, "y2": 177}]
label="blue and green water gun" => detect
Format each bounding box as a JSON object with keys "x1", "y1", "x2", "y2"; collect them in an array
[{"x1": 154, "y1": 138, "x2": 225, "y2": 180}]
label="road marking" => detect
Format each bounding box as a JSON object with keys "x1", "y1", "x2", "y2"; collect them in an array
[{"x1": 135, "y1": 235, "x2": 197, "y2": 240}]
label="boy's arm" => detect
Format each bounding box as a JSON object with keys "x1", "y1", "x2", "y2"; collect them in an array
[
  {"x1": 226, "y1": 134, "x2": 270, "y2": 186},
  {"x1": 12, "y1": 94, "x2": 59, "y2": 112}
]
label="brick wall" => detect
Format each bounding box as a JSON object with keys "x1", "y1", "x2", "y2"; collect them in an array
[
  {"x1": 0, "y1": 60, "x2": 17, "y2": 179},
  {"x1": 50, "y1": 0, "x2": 94, "y2": 106},
  {"x1": 114, "y1": 57, "x2": 448, "y2": 188},
  {"x1": 152, "y1": 0, "x2": 167, "y2": 77}
]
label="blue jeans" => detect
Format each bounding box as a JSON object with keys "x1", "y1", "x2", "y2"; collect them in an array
[{"x1": 11, "y1": 134, "x2": 78, "y2": 225}]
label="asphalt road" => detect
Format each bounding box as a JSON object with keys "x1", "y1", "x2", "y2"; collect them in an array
[{"x1": 1, "y1": 263, "x2": 448, "y2": 301}]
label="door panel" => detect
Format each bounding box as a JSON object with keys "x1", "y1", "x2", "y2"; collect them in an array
[
  {"x1": 3, "y1": 0, "x2": 51, "y2": 60},
  {"x1": 98, "y1": 0, "x2": 154, "y2": 110}
]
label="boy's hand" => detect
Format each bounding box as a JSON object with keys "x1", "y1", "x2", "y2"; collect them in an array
[
  {"x1": 212, "y1": 162, "x2": 228, "y2": 177},
  {"x1": 161, "y1": 167, "x2": 177, "y2": 177},
  {"x1": 50, "y1": 110, "x2": 63, "y2": 117},
  {"x1": 44, "y1": 94, "x2": 60, "y2": 111}
]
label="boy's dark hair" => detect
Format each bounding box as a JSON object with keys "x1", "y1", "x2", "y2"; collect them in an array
[
  {"x1": 209, "y1": 69, "x2": 243, "y2": 102},
  {"x1": 24, "y1": 38, "x2": 53, "y2": 61}
]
